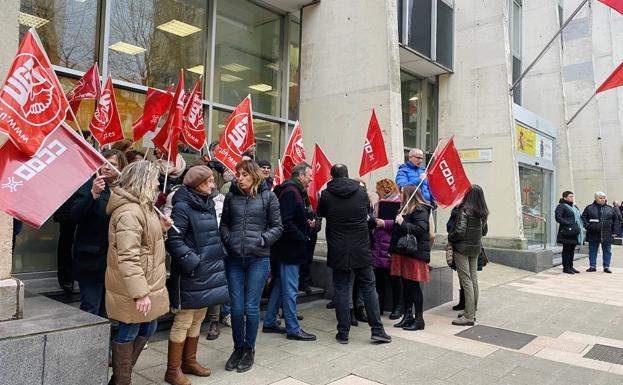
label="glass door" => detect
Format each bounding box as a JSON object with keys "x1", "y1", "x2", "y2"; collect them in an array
[{"x1": 519, "y1": 165, "x2": 552, "y2": 247}]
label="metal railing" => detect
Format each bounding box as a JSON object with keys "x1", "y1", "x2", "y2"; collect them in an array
[{"x1": 523, "y1": 211, "x2": 547, "y2": 249}]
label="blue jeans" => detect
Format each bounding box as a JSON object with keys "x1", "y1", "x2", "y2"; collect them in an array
[
  {"x1": 588, "y1": 240, "x2": 612, "y2": 269},
  {"x1": 220, "y1": 303, "x2": 231, "y2": 317},
  {"x1": 226, "y1": 257, "x2": 270, "y2": 349},
  {"x1": 264, "y1": 263, "x2": 300, "y2": 334},
  {"x1": 79, "y1": 280, "x2": 107, "y2": 318},
  {"x1": 115, "y1": 320, "x2": 158, "y2": 343}
]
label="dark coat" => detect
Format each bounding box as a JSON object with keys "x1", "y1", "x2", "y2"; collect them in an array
[
  {"x1": 555, "y1": 199, "x2": 581, "y2": 245},
  {"x1": 446, "y1": 207, "x2": 485, "y2": 270},
  {"x1": 317, "y1": 178, "x2": 372, "y2": 270},
  {"x1": 271, "y1": 180, "x2": 310, "y2": 265},
  {"x1": 70, "y1": 177, "x2": 111, "y2": 283},
  {"x1": 581, "y1": 202, "x2": 619, "y2": 243},
  {"x1": 166, "y1": 186, "x2": 229, "y2": 310},
  {"x1": 448, "y1": 206, "x2": 488, "y2": 257},
  {"x1": 220, "y1": 181, "x2": 283, "y2": 259},
  {"x1": 389, "y1": 205, "x2": 432, "y2": 263}
]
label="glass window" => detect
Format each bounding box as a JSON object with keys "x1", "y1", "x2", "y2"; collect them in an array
[
  {"x1": 512, "y1": 1, "x2": 522, "y2": 58},
  {"x1": 513, "y1": 56, "x2": 522, "y2": 104},
  {"x1": 19, "y1": 0, "x2": 99, "y2": 71},
  {"x1": 408, "y1": 0, "x2": 432, "y2": 57},
  {"x1": 426, "y1": 82, "x2": 435, "y2": 152},
  {"x1": 214, "y1": 0, "x2": 282, "y2": 116},
  {"x1": 288, "y1": 21, "x2": 301, "y2": 120},
  {"x1": 108, "y1": 0, "x2": 206, "y2": 88},
  {"x1": 436, "y1": 0, "x2": 453, "y2": 69},
  {"x1": 13, "y1": 220, "x2": 59, "y2": 273},
  {"x1": 113, "y1": 86, "x2": 145, "y2": 143},
  {"x1": 519, "y1": 165, "x2": 552, "y2": 246},
  {"x1": 401, "y1": 72, "x2": 421, "y2": 159}
]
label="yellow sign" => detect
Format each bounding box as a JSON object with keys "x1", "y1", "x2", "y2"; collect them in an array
[
  {"x1": 516, "y1": 124, "x2": 536, "y2": 156},
  {"x1": 458, "y1": 148, "x2": 492, "y2": 163}
]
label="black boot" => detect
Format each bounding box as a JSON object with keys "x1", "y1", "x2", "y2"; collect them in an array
[
  {"x1": 389, "y1": 276, "x2": 403, "y2": 320},
  {"x1": 403, "y1": 312, "x2": 425, "y2": 331},
  {"x1": 236, "y1": 347, "x2": 255, "y2": 373},
  {"x1": 452, "y1": 288, "x2": 465, "y2": 311},
  {"x1": 393, "y1": 306, "x2": 413, "y2": 328},
  {"x1": 350, "y1": 309, "x2": 359, "y2": 326}
]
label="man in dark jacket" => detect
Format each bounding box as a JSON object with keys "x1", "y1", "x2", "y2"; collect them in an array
[
  {"x1": 263, "y1": 163, "x2": 316, "y2": 341},
  {"x1": 582, "y1": 192, "x2": 619, "y2": 273},
  {"x1": 317, "y1": 164, "x2": 391, "y2": 345}
]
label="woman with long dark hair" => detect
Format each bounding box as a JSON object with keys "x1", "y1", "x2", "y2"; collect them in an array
[{"x1": 448, "y1": 185, "x2": 488, "y2": 326}]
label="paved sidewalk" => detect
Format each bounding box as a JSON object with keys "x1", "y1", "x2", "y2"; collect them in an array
[{"x1": 129, "y1": 247, "x2": 623, "y2": 385}]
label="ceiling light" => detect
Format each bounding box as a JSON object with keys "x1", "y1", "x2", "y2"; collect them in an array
[
  {"x1": 222, "y1": 63, "x2": 250, "y2": 72},
  {"x1": 266, "y1": 134, "x2": 271, "y2": 138},
  {"x1": 187, "y1": 65, "x2": 204, "y2": 75},
  {"x1": 266, "y1": 63, "x2": 280, "y2": 71},
  {"x1": 409, "y1": 96, "x2": 419, "y2": 101},
  {"x1": 248, "y1": 83, "x2": 272, "y2": 92},
  {"x1": 156, "y1": 19, "x2": 201, "y2": 37},
  {"x1": 109, "y1": 41, "x2": 146, "y2": 55},
  {"x1": 18, "y1": 12, "x2": 49, "y2": 28},
  {"x1": 221, "y1": 74, "x2": 242, "y2": 82}
]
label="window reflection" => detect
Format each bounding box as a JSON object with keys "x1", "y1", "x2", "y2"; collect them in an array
[
  {"x1": 289, "y1": 21, "x2": 300, "y2": 120},
  {"x1": 401, "y1": 71, "x2": 421, "y2": 158}
]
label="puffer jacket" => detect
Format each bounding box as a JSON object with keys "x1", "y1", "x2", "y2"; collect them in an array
[
  {"x1": 166, "y1": 186, "x2": 229, "y2": 310},
  {"x1": 448, "y1": 206, "x2": 488, "y2": 257},
  {"x1": 389, "y1": 205, "x2": 432, "y2": 263},
  {"x1": 581, "y1": 201, "x2": 619, "y2": 243},
  {"x1": 395, "y1": 162, "x2": 431, "y2": 202},
  {"x1": 555, "y1": 199, "x2": 581, "y2": 245},
  {"x1": 105, "y1": 187, "x2": 169, "y2": 324},
  {"x1": 371, "y1": 194, "x2": 400, "y2": 269},
  {"x1": 220, "y1": 181, "x2": 283, "y2": 258}
]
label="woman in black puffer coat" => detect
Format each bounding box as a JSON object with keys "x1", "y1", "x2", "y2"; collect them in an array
[{"x1": 165, "y1": 166, "x2": 229, "y2": 384}]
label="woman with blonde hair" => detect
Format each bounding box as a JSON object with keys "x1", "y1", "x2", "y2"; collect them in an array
[
  {"x1": 389, "y1": 185, "x2": 432, "y2": 331},
  {"x1": 106, "y1": 161, "x2": 173, "y2": 385},
  {"x1": 220, "y1": 160, "x2": 283, "y2": 373}
]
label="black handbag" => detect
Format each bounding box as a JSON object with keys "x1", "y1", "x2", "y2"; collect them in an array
[
  {"x1": 560, "y1": 223, "x2": 580, "y2": 237},
  {"x1": 395, "y1": 230, "x2": 418, "y2": 257}
]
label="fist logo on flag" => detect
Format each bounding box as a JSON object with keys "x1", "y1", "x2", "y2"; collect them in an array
[
  {"x1": 224, "y1": 113, "x2": 250, "y2": 154},
  {"x1": 92, "y1": 89, "x2": 112, "y2": 130},
  {"x1": 2, "y1": 55, "x2": 59, "y2": 125}
]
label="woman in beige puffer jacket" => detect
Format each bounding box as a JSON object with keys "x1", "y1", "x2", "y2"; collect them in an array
[{"x1": 106, "y1": 161, "x2": 173, "y2": 385}]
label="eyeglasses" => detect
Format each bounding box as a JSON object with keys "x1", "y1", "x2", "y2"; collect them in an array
[{"x1": 410, "y1": 155, "x2": 424, "y2": 159}]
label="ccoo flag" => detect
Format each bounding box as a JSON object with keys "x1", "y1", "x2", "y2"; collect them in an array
[
  {"x1": 181, "y1": 78, "x2": 206, "y2": 151},
  {"x1": 0, "y1": 123, "x2": 107, "y2": 228},
  {"x1": 89, "y1": 76, "x2": 124, "y2": 146},
  {"x1": 214, "y1": 95, "x2": 254, "y2": 173},
  {"x1": 66, "y1": 63, "x2": 100, "y2": 120},
  {"x1": 308, "y1": 144, "x2": 333, "y2": 210},
  {"x1": 0, "y1": 28, "x2": 70, "y2": 157},
  {"x1": 596, "y1": 62, "x2": 623, "y2": 94},
  {"x1": 153, "y1": 70, "x2": 185, "y2": 160},
  {"x1": 359, "y1": 109, "x2": 389, "y2": 176},
  {"x1": 598, "y1": 0, "x2": 623, "y2": 15},
  {"x1": 282, "y1": 121, "x2": 306, "y2": 179},
  {"x1": 132, "y1": 85, "x2": 172, "y2": 142},
  {"x1": 427, "y1": 137, "x2": 472, "y2": 208}
]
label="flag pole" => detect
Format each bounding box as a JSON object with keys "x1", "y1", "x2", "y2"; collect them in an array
[
  {"x1": 204, "y1": 141, "x2": 212, "y2": 160},
  {"x1": 67, "y1": 107, "x2": 87, "y2": 139},
  {"x1": 566, "y1": 91, "x2": 597, "y2": 125},
  {"x1": 162, "y1": 145, "x2": 172, "y2": 195},
  {"x1": 399, "y1": 140, "x2": 443, "y2": 215}
]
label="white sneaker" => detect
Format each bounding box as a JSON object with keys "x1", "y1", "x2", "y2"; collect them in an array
[{"x1": 220, "y1": 314, "x2": 231, "y2": 327}]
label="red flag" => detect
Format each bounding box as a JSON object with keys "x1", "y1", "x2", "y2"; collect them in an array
[
  {"x1": 308, "y1": 144, "x2": 333, "y2": 210},
  {"x1": 282, "y1": 121, "x2": 307, "y2": 179},
  {"x1": 153, "y1": 71, "x2": 185, "y2": 160},
  {"x1": 89, "y1": 76, "x2": 124, "y2": 146},
  {"x1": 272, "y1": 158, "x2": 284, "y2": 190},
  {"x1": 0, "y1": 123, "x2": 106, "y2": 228},
  {"x1": 0, "y1": 29, "x2": 69, "y2": 157},
  {"x1": 598, "y1": 0, "x2": 623, "y2": 15},
  {"x1": 181, "y1": 78, "x2": 206, "y2": 151},
  {"x1": 66, "y1": 63, "x2": 100, "y2": 120},
  {"x1": 214, "y1": 95, "x2": 254, "y2": 173},
  {"x1": 427, "y1": 137, "x2": 471, "y2": 208},
  {"x1": 132, "y1": 85, "x2": 172, "y2": 142},
  {"x1": 359, "y1": 109, "x2": 389, "y2": 176},
  {"x1": 596, "y1": 62, "x2": 623, "y2": 93}
]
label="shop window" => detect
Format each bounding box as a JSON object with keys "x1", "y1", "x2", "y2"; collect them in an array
[
  {"x1": 19, "y1": 0, "x2": 99, "y2": 71},
  {"x1": 519, "y1": 165, "x2": 552, "y2": 246}
]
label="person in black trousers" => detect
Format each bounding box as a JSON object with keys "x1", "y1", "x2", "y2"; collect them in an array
[{"x1": 53, "y1": 199, "x2": 77, "y2": 294}]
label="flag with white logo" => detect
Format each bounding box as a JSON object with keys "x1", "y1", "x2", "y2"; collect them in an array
[
  {"x1": 132, "y1": 85, "x2": 173, "y2": 142},
  {"x1": 214, "y1": 95, "x2": 255, "y2": 173},
  {"x1": 308, "y1": 143, "x2": 333, "y2": 210},
  {"x1": 359, "y1": 108, "x2": 389, "y2": 176},
  {"x1": 0, "y1": 123, "x2": 107, "y2": 228},
  {"x1": 427, "y1": 137, "x2": 471, "y2": 208},
  {"x1": 272, "y1": 158, "x2": 284, "y2": 190},
  {"x1": 181, "y1": 78, "x2": 206, "y2": 151},
  {"x1": 282, "y1": 121, "x2": 306, "y2": 180},
  {"x1": 66, "y1": 63, "x2": 100, "y2": 120},
  {"x1": 153, "y1": 70, "x2": 185, "y2": 160},
  {"x1": 0, "y1": 28, "x2": 70, "y2": 157},
  {"x1": 88, "y1": 76, "x2": 124, "y2": 146}
]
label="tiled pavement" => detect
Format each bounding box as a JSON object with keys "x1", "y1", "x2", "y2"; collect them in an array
[{"x1": 128, "y1": 247, "x2": 623, "y2": 385}]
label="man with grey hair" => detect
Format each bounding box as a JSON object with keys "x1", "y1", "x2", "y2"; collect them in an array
[
  {"x1": 395, "y1": 148, "x2": 432, "y2": 202},
  {"x1": 582, "y1": 192, "x2": 619, "y2": 273}
]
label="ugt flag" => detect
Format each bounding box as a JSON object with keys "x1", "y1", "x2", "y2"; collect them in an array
[
  {"x1": 153, "y1": 70, "x2": 185, "y2": 160},
  {"x1": 132, "y1": 85, "x2": 172, "y2": 142},
  {"x1": 359, "y1": 108, "x2": 389, "y2": 176},
  {"x1": 0, "y1": 123, "x2": 107, "y2": 228},
  {"x1": 181, "y1": 78, "x2": 206, "y2": 151},
  {"x1": 66, "y1": 63, "x2": 100, "y2": 120},
  {"x1": 0, "y1": 28, "x2": 69, "y2": 157},
  {"x1": 214, "y1": 95, "x2": 254, "y2": 173},
  {"x1": 427, "y1": 137, "x2": 471, "y2": 208},
  {"x1": 282, "y1": 121, "x2": 306, "y2": 179},
  {"x1": 89, "y1": 76, "x2": 124, "y2": 146},
  {"x1": 308, "y1": 143, "x2": 333, "y2": 210}
]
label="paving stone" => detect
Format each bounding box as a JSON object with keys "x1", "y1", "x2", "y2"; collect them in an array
[{"x1": 445, "y1": 369, "x2": 502, "y2": 385}]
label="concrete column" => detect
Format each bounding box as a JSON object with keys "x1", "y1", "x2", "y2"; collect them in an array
[{"x1": 0, "y1": 2, "x2": 24, "y2": 321}]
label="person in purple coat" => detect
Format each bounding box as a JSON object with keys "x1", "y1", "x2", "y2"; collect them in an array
[{"x1": 371, "y1": 179, "x2": 403, "y2": 320}]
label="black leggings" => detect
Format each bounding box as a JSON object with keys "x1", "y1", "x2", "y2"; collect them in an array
[
  {"x1": 561, "y1": 243, "x2": 576, "y2": 268},
  {"x1": 403, "y1": 278, "x2": 423, "y2": 313}
]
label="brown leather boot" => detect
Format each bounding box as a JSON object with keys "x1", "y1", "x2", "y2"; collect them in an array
[
  {"x1": 165, "y1": 340, "x2": 191, "y2": 385},
  {"x1": 131, "y1": 336, "x2": 148, "y2": 366},
  {"x1": 181, "y1": 336, "x2": 211, "y2": 377},
  {"x1": 111, "y1": 341, "x2": 134, "y2": 385}
]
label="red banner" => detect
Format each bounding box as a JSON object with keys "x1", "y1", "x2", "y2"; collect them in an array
[
  {"x1": 214, "y1": 95, "x2": 254, "y2": 173},
  {"x1": 0, "y1": 123, "x2": 106, "y2": 228},
  {"x1": 359, "y1": 109, "x2": 389, "y2": 176},
  {"x1": 282, "y1": 121, "x2": 306, "y2": 179},
  {"x1": 66, "y1": 63, "x2": 100, "y2": 120},
  {"x1": 596, "y1": 62, "x2": 623, "y2": 93},
  {"x1": 132, "y1": 85, "x2": 172, "y2": 142},
  {"x1": 181, "y1": 78, "x2": 206, "y2": 151},
  {"x1": 89, "y1": 76, "x2": 124, "y2": 146},
  {"x1": 153, "y1": 70, "x2": 185, "y2": 160},
  {"x1": 598, "y1": 0, "x2": 623, "y2": 15},
  {"x1": 427, "y1": 137, "x2": 472, "y2": 208},
  {"x1": 308, "y1": 144, "x2": 333, "y2": 210},
  {"x1": 272, "y1": 158, "x2": 284, "y2": 190},
  {"x1": 0, "y1": 29, "x2": 69, "y2": 157}
]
